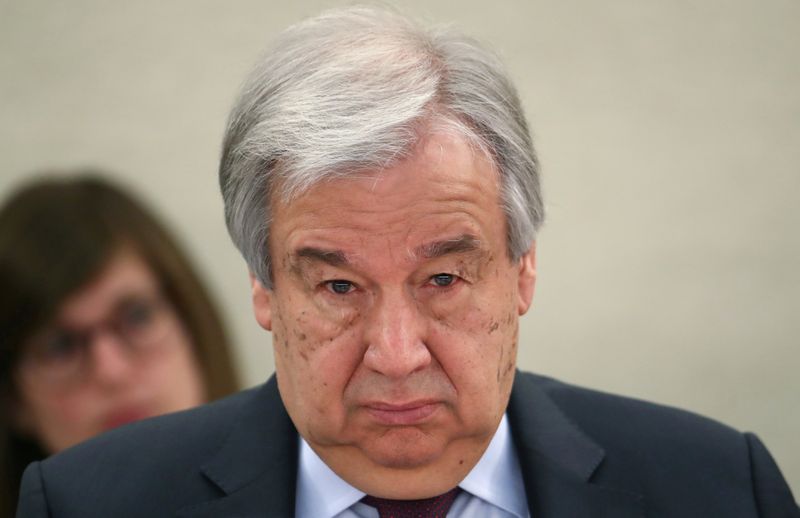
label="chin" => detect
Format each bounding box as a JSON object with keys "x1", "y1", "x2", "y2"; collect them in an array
[{"x1": 365, "y1": 428, "x2": 446, "y2": 469}]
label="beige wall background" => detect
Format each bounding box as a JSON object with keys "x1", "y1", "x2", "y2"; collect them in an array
[{"x1": 1, "y1": 0, "x2": 797, "y2": 494}]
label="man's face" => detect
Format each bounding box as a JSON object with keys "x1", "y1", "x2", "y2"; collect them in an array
[{"x1": 252, "y1": 132, "x2": 536, "y2": 496}]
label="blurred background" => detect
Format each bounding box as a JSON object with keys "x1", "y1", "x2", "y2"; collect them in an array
[{"x1": 1, "y1": 0, "x2": 797, "y2": 492}]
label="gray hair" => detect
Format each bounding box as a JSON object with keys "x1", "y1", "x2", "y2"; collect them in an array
[{"x1": 219, "y1": 6, "x2": 544, "y2": 287}]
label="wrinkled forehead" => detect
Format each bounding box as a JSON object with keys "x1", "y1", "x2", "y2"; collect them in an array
[{"x1": 268, "y1": 131, "x2": 510, "y2": 274}]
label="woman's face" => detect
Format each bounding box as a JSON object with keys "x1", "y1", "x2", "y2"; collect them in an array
[{"x1": 13, "y1": 250, "x2": 206, "y2": 453}]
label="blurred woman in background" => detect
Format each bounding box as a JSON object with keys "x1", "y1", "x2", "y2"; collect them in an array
[{"x1": 0, "y1": 173, "x2": 239, "y2": 516}]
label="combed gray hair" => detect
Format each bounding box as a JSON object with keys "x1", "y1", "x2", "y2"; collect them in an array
[{"x1": 220, "y1": 6, "x2": 544, "y2": 287}]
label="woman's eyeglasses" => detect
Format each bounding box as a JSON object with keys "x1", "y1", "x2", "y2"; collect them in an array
[{"x1": 19, "y1": 293, "x2": 178, "y2": 387}]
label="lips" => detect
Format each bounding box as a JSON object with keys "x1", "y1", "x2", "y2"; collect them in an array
[
  {"x1": 364, "y1": 401, "x2": 441, "y2": 426},
  {"x1": 102, "y1": 408, "x2": 151, "y2": 431}
]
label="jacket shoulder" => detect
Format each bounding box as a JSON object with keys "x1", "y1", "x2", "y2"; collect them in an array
[
  {"x1": 511, "y1": 372, "x2": 799, "y2": 516},
  {"x1": 21, "y1": 386, "x2": 260, "y2": 517},
  {"x1": 521, "y1": 371, "x2": 744, "y2": 446},
  {"x1": 52, "y1": 384, "x2": 257, "y2": 466},
  {"x1": 516, "y1": 371, "x2": 750, "y2": 473}
]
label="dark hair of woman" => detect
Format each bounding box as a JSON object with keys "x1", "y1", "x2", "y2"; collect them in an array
[{"x1": 0, "y1": 173, "x2": 239, "y2": 516}]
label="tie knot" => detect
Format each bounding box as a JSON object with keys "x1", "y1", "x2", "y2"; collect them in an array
[{"x1": 361, "y1": 487, "x2": 460, "y2": 518}]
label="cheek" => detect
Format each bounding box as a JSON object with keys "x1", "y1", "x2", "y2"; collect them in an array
[
  {"x1": 272, "y1": 297, "x2": 365, "y2": 410},
  {"x1": 274, "y1": 298, "x2": 360, "y2": 362},
  {"x1": 147, "y1": 331, "x2": 206, "y2": 409},
  {"x1": 496, "y1": 312, "x2": 519, "y2": 388},
  {"x1": 428, "y1": 287, "x2": 513, "y2": 350},
  {"x1": 428, "y1": 285, "x2": 519, "y2": 392},
  {"x1": 487, "y1": 291, "x2": 520, "y2": 391},
  {"x1": 17, "y1": 386, "x2": 100, "y2": 453}
]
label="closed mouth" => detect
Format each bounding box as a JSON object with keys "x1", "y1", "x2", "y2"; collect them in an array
[{"x1": 364, "y1": 400, "x2": 441, "y2": 426}]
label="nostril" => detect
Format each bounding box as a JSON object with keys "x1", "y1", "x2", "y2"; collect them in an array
[{"x1": 363, "y1": 335, "x2": 432, "y2": 378}]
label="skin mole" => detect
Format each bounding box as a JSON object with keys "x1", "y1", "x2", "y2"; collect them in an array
[
  {"x1": 488, "y1": 320, "x2": 500, "y2": 334},
  {"x1": 454, "y1": 260, "x2": 470, "y2": 279},
  {"x1": 343, "y1": 309, "x2": 360, "y2": 328},
  {"x1": 431, "y1": 306, "x2": 451, "y2": 325}
]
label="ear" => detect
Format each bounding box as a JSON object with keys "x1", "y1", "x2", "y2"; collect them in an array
[
  {"x1": 516, "y1": 242, "x2": 537, "y2": 315},
  {"x1": 250, "y1": 272, "x2": 273, "y2": 331}
]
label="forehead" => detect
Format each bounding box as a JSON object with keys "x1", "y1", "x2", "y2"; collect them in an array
[
  {"x1": 270, "y1": 133, "x2": 505, "y2": 260},
  {"x1": 56, "y1": 251, "x2": 158, "y2": 325}
]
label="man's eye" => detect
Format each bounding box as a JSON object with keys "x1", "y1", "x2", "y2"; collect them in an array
[
  {"x1": 325, "y1": 280, "x2": 355, "y2": 294},
  {"x1": 429, "y1": 273, "x2": 456, "y2": 287}
]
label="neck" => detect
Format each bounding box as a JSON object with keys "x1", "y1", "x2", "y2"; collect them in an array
[{"x1": 311, "y1": 433, "x2": 493, "y2": 499}]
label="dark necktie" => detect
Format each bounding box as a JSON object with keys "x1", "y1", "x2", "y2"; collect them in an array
[{"x1": 361, "y1": 487, "x2": 461, "y2": 518}]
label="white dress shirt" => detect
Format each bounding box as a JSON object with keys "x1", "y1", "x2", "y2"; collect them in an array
[{"x1": 295, "y1": 414, "x2": 530, "y2": 518}]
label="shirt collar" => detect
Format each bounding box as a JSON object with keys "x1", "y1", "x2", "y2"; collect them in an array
[
  {"x1": 459, "y1": 414, "x2": 528, "y2": 517},
  {"x1": 295, "y1": 414, "x2": 527, "y2": 518},
  {"x1": 296, "y1": 438, "x2": 365, "y2": 518}
]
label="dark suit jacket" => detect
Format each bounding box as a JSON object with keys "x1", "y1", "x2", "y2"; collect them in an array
[{"x1": 17, "y1": 372, "x2": 799, "y2": 517}]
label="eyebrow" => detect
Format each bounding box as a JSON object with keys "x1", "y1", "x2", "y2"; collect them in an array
[
  {"x1": 291, "y1": 234, "x2": 482, "y2": 270},
  {"x1": 294, "y1": 247, "x2": 349, "y2": 267},
  {"x1": 414, "y1": 234, "x2": 482, "y2": 259}
]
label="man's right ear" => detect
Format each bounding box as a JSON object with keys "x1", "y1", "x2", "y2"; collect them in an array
[{"x1": 250, "y1": 272, "x2": 273, "y2": 331}]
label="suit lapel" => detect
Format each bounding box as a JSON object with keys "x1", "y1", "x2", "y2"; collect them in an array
[
  {"x1": 508, "y1": 372, "x2": 645, "y2": 518},
  {"x1": 177, "y1": 372, "x2": 645, "y2": 517},
  {"x1": 178, "y1": 377, "x2": 298, "y2": 518}
]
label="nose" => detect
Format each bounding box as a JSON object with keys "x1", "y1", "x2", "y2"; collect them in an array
[
  {"x1": 87, "y1": 331, "x2": 136, "y2": 386},
  {"x1": 362, "y1": 288, "x2": 431, "y2": 379}
]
